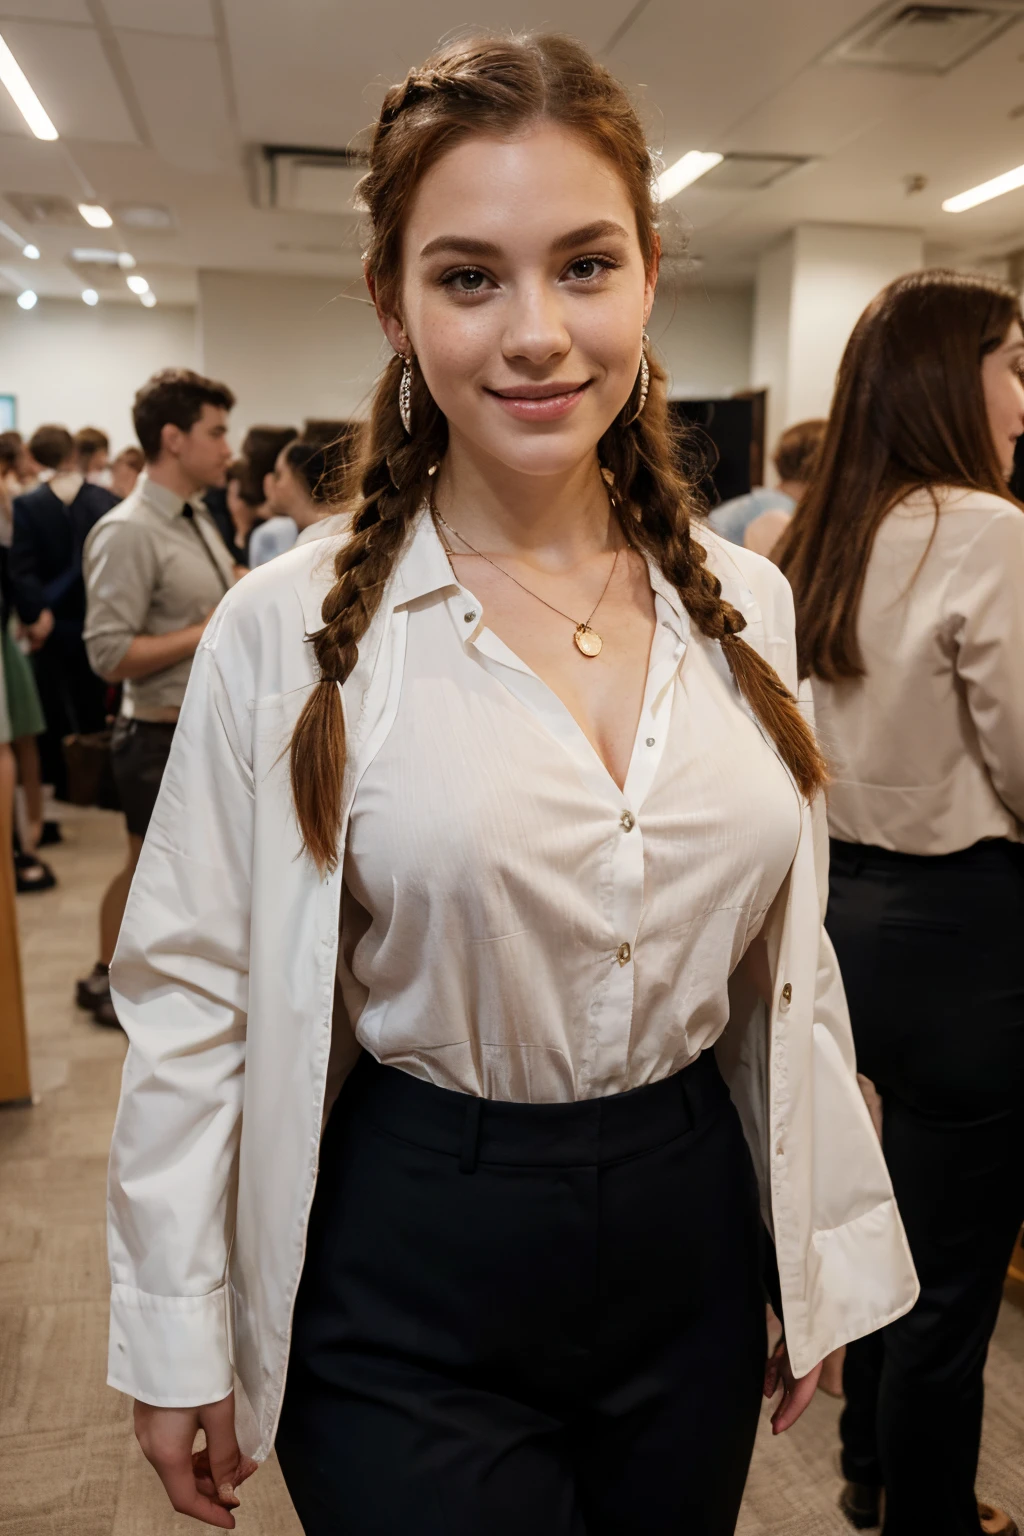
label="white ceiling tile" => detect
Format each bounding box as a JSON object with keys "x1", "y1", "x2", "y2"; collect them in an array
[
  {"x1": 102, "y1": 0, "x2": 215, "y2": 38},
  {"x1": 116, "y1": 32, "x2": 233, "y2": 171},
  {"x1": 0, "y1": 19, "x2": 139, "y2": 142},
  {"x1": 0, "y1": 2, "x2": 91, "y2": 20}
]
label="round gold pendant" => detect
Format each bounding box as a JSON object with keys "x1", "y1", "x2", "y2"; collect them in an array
[{"x1": 574, "y1": 624, "x2": 603, "y2": 658}]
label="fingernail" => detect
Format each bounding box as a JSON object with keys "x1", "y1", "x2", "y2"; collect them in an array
[{"x1": 218, "y1": 1484, "x2": 239, "y2": 1506}]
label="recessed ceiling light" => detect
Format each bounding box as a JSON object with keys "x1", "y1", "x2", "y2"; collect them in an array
[
  {"x1": 81, "y1": 288, "x2": 98, "y2": 305},
  {"x1": 117, "y1": 251, "x2": 136, "y2": 269},
  {"x1": 0, "y1": 32, "x2": 58, "y2": 141},
  {"x1": 656, "y1": 150, "x2": 724, "y2": 202},
  {"x1": 78, "y1": 204, "x2": 113, "y2": 229},
  {"x1": 139, "y1": 291, "x2": 157, "y2": 308},
  {"x1": 126, "y1": 274, "x2": 149, "y2": 294},
  {"x1": 16, "y1": 289, "x2": 37, "y2": 309},
  {"x1": 943, "y1": 162, "x2": 1024, "y2": 213},
  {"x1": 22, "y1": 243, "x2": 39, "y2": 259}
]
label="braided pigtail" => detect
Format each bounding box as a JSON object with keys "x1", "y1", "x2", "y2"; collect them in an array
[
  {"x1": 602, "y1": 350, "x2": 827, "y2": 800},
  {"x1": 290, "y1": 355, "x2": 448, "y2": 872}
]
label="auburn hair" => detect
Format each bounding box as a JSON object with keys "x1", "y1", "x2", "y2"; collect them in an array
[
  {"x1": 776, "y1": 268, "x2": 1024, "y2": 682},
  {"x1": 291, "y1": 31, "x2": 826, "y2": 872}
]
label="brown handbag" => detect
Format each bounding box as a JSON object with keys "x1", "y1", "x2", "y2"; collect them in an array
[{"x1": 62, "y1": 730, "x2": 120, "y2": 811}]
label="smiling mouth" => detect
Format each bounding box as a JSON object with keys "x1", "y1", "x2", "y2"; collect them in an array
[{"x1": 486, "y1": 382, "x2": 591, "y2": 400}]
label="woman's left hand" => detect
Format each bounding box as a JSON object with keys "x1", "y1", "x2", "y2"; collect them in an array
[{"x1": 763, "y1": 1339, "x2": 823, "y2": 1434}]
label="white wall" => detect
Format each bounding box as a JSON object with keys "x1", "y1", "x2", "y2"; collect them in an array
[
  {"x1": 752, "y1": 223, "x2": 923, "y2": 467},
  {"x1": 198, "y1": 271, "x2": 387, "y2": 439},
  {"x1": 651, "y1": 285, "x2": 753, "y2": 399},
  {"x1": 0, "y1": 297, "x2": 198, "y2": 449}
]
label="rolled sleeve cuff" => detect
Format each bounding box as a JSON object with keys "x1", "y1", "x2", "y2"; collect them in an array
[{"x1": 108, "y1": 1282, "x2": 234, "y2": 1407}]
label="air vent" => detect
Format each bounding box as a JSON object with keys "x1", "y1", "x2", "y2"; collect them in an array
[
  {"x1": 251, "y1": 146, "x2": 368, "y2": 216},
  {"x1": 114, "y1": 203, "x2": 175, "y2": 231},
  {"x1": 696, "y1": 154, "x2": 810, "y2": 192},
  {"x1": 825, "y1": 3, "x2": 1024, "y2": 74},
  {"x1": 4, "y1": 192, "x2": 82, "y2": 225}
]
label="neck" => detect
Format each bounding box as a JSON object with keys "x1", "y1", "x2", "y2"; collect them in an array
[
  {"x1": 776, "y1": 480, "x2": 804, "y2": 502},
  {"x1": 146, "y1": 457, "x2": 205, "y2": 500},
  {"x1": 434, "y1": 435, "x2": 617, "y2": 563},
  {"x1": 291, "y1": 495, "x2": 320, "y2": 531}
]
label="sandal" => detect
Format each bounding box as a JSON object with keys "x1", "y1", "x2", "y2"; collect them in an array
[{"x1": 14, "y1": 850, "x2": 57, "y2": 893}]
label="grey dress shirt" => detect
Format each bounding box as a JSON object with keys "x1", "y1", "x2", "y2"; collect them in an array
[{"x1": 83, "y1": 474, "x2": 235, "y2": 719}]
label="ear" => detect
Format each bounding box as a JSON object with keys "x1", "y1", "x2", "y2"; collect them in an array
[
  {"x1": 643, "y1": 232, "x2": 662, "y2": 328},
  {"x1": 364, "y1": 260, "x2": 410, "y2": 357},
  {"x1": 263, "y1": 469, "x2": 275, "y2": 503},
  {"x1": 160, "y1": 421, "x2": 183, "y2": 459}
]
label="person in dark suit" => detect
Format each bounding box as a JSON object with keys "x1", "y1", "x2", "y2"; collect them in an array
[{"x1": 9, "y1": 424, "x2": 117, "y2": 798}]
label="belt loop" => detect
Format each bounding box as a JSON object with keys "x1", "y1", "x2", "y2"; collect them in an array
[{"x1": 459, "y1": 1097, "x2": 483, "y2": 1174}]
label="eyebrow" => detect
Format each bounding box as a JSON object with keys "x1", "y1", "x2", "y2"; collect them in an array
[{"x1": 417, "y1": 219, "x2": 632, "y2": 261}]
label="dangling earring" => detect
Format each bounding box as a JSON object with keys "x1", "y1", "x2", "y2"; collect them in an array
[
  {"x1": 627, "y1": 331, "x2": 650, "y2": 425},
  {"x1": 398, "y1": 353, "x2": 413, "y2": 436}
]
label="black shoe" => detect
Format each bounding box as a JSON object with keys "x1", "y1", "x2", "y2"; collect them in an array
[
  {"x1": 839, "y1": 1481, "x2": 882, "y2": 1530},
  {"x1": 38, "y1": 820, "x2": 63, "y2": 847},
  {"x1": 14, "y1": 851, "x2": 57, "y2": 893},
  {"x1": 93, "y1": 996, "x2": 123, "y2": 1030},
  {"x1": 76, "y1": 962, "x2": 110, "y2": 1012}
]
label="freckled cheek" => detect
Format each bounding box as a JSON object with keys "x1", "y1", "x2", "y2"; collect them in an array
[{"x1": 415, "y1": 307, "x2": 496, "y2": 402}]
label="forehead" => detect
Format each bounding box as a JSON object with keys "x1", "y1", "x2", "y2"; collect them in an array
[{"x1": 403, "y1": 122, "x2": 640, "y2": 255}]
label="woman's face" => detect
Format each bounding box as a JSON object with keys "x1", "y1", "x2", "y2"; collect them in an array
[
  {"x1": 266, "y1": 448, "x2": 301, "y2": 516},
  {"x1": 981, "y1": 319, "x2": 1024, "y2": 477},
  {"x1": 381, "y1": 122, "x2": 657, "y2": 479}
]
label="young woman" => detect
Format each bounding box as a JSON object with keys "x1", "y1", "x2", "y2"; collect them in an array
[
  {"x1": 777, "y1": 270, "x2": 1024, "y2": 1536},
  {"x1": 248, "y1": 439, "x2": 332, "y2": 565},
  {"x1": 106, "y1": 34, "x2": 917, "y2": 1536}
]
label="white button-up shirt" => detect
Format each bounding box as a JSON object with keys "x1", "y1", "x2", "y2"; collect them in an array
[
  {"x1": 338, "y1": 521, "x2": 801, "y2": 1101},
  {"x1": 105, "y1": 508, "x2": 918, "y2": 1459}
]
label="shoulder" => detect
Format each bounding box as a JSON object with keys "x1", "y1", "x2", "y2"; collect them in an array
[
  {"x1": 697, "y1": 521, "x2": 795, "y2": 633},
  {"x1": 82, "y1": 496, "x2": 154, "y2": 560},
  {"x1": 12, "y1": 485, "x2": 50, "y2": 516},
  {"x1": 81, "y1": 484, "x2": 118, "y2": 514}
]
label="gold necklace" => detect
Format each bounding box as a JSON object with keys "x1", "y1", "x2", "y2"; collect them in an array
[{"x1": 433, "y1": 507, "x2": 620, "y2": 658}]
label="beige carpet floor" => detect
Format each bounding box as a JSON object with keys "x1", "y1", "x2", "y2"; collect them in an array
[{"x1": 2, "y1": 803, "x2": 1022, "y2": 1534}]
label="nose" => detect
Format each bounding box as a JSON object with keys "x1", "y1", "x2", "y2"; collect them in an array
[{"x1": 501, "y1": 278, "x2": 571, "y2": 369}]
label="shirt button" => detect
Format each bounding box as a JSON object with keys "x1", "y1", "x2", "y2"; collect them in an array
[
  {"x1": 620, "y1": 810, "x2": 635, "y2": 832},
  {"x1": 616, "y1": 942, "x2": 632, "y2": 966},
  {"x1": 464, "y1": 610, "x2": 478, "y2": 623},
  {"x1": 645, "y1": 736, "x2": 655, "y2": 748},
  {"x1": 780, "y1": 982, "x2": 793, "y2": 1007}
]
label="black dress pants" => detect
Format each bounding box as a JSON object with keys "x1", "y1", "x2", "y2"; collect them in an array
[
  {"x1": 276, "y1": 1049, "x2": 767, "y2": 1536},
  {"x1": 30, "y1": 626, "x2": 107, "y2": 798},
  {"x1": 826, "y1": 838, "x2": 1024, "y2": 1536}
]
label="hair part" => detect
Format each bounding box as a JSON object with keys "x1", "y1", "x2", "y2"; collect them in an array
[
  {"x1": 776, "y1": 267, "x2": 1023, "y2": 682},
  {"x1": 132, "y1": 367, "x2": 235, "y2": 462},
  {"x1": 290, "y1": 31, "x2": 827, "y2": 872}
]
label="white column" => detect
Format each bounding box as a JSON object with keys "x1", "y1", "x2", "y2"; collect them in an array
[{"x1": 752, "y1": 224, "x2": 923, "y2": 478}]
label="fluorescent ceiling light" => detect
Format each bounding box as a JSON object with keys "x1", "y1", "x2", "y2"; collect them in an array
[
  {"x1": 23, "y1": 243, "x2": 39, "y2": 259},
  {"x1": 126, "y1": 274, "x2": 149, "y2": 294},
  {"x1": 943, "y1": 162, "x2": 1024, "y2": 213},
  {"x1": 656, "y1": 150, "x2": 724, "y2": 202},
  {"x1": 81, "y1": 288, "x2": 98, "y2": 305},
  {"x1": 0, "y1": 32, "x2": 58, "y2": 141},
  {"x1": 16, "y1": 289, "x2": 37, "y2": 309},
  {"x1": 78, "y1": 204, "x2": 113, "y2": 229},
  {"x1": 139, "y1": 291, "x2": 157, "y2": 307}
]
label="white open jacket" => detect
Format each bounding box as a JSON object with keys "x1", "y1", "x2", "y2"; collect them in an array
[{"x1": 106, "y1": 513, "x2": 918, "y2": 1461}]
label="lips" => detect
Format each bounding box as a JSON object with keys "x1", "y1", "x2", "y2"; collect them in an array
[{"x1": 486, "y1": 382, "x2": 591, "y2": 400}]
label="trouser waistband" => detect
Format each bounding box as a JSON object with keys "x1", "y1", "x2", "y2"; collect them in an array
[{"x1": 334, "y1": 1049, "x2": 730, "y2": 1172}]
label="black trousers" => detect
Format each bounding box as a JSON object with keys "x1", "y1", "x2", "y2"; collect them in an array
[
  {"x1": 276, "y1": 1050, "x2": 767, "y2": 1536},
  {"x1": 110, "y1": 718, "x2": 176, "y2": 838},
  {"x1": 30, "y1": 628, "x2": 107, "y2": 799},
  {"x1": 826, "y1": 838, "x2": 1024, "y2": 1536}
]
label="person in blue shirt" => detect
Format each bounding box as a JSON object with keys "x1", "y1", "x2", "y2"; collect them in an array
[{"x1": 709, "y1": 418, "x2": 826, "y2": 554}]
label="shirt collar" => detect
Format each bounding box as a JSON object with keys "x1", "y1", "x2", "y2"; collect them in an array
[{"x1": 138, "y1": 472, "x2": 207, "y2": 520}]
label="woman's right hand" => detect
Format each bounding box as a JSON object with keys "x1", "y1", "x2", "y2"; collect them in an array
[{"x1": 133, "y1": 1391, "x2": 259, "y2": 1528}]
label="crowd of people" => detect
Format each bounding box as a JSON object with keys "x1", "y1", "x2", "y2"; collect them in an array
[{"x1": 0, "y1": 372, "x2": 349, "y2": 1024}]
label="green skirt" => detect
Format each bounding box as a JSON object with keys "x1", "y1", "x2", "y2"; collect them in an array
[{"x1": 2, "y1": 622, "x2": 45, "y2": 739}]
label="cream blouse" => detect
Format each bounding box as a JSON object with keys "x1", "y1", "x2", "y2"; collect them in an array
[
  {"x1": 812, "y1": 487, "x2": 1024, "y2": 854},
  {"x1": 338, "y1": 521, "x2": 802, "y2": 1102}
]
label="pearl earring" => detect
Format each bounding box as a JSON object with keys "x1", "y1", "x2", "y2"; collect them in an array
[{"x1": 627, "y1": 331, "x2": 650, "y2": 425}]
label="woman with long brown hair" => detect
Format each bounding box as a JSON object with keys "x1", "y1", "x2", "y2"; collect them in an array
[
  {"x1": 104, "y1": 34, "x2": 915, "y2": 1535},
  {"x1": 777, "y1": 270, "x2": 1024, "y2": 1536}
]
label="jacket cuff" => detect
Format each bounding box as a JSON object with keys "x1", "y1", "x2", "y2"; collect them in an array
[{"x1": 108, "y1": 1282, "x2": 234, "y2": 1407}]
